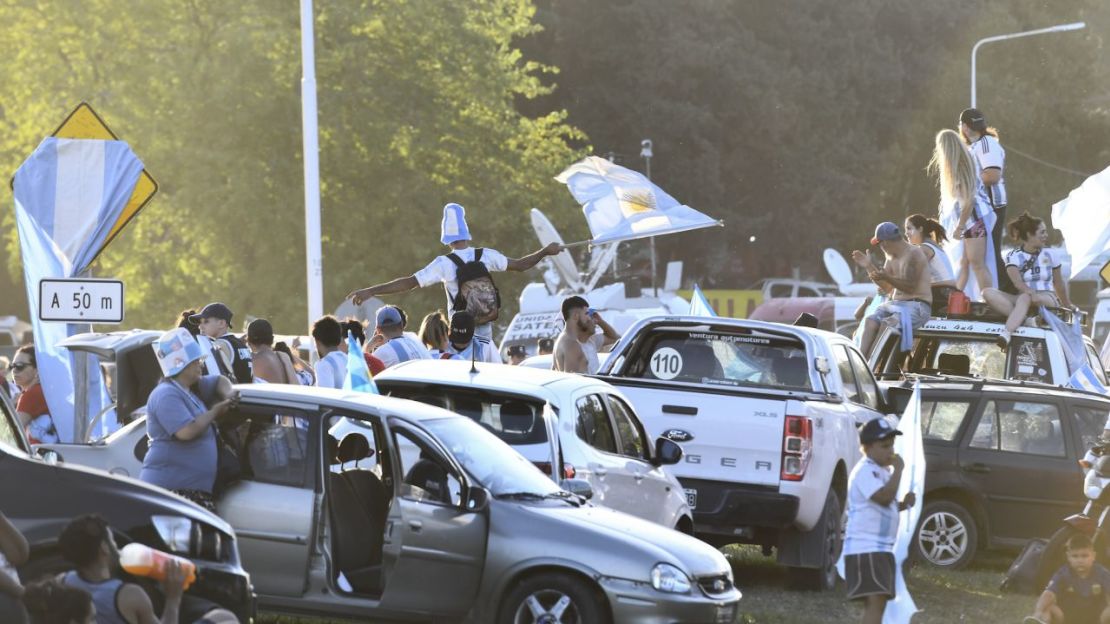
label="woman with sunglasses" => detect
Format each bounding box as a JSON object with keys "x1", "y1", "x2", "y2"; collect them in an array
[{"x1": 11, "y1": 346, "x2": 58, "y2": 445}]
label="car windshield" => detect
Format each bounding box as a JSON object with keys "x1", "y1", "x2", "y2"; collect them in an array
[
  {"x1": 906, "y1": 335, "x2": 1048, "y2": 383},
  {"x1": 618, "y1": 327, "x2": 811, "y2": 390},
  {"x1": 422, "y1": 417, "x2": 561, "y2": 497}
]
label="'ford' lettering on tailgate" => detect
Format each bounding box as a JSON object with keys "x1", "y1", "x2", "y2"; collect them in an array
[{"x1": 662, "y1": 429, "x2": 694, "y2": 442}]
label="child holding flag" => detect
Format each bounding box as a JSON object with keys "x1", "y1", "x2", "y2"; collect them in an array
[{"x1": 844, "y1": 418, "x2": 917, "y2": 624}]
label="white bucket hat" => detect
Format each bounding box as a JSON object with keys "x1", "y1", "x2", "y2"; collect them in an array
[
  {"x1": 440, "y1": 203, "x2": 471, "y2": 245},
  {"x1": 153, "y1": 328, "x2": 206, "y2": 377}
]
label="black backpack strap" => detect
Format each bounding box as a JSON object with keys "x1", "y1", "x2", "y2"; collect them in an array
[
  {"x1": 475, "y1": 248, "x2": 483, "y2": 261},
  {"x1": 446, "y1": 252, "x2": 465, "y2": 268}
]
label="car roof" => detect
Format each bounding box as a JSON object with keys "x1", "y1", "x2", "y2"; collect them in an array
[
  {"x1": 376, "y1": 359, "x2": 610, "y2": 397},
  {"x1": 57, "y1": 329, "x2": 162, "y2": 359},
  {"x1": 911, "y1": 376, "x2": 1110, "y2": 402},
  {"x1": 627, "y1": 315, "x2": 847, "y2": 344},
  {"x1": 233, "y1": 383, "x2": 465, "y2": 422}
]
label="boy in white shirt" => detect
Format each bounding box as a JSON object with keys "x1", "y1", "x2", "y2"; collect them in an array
[{"x1": 844, "y1": 418, "x2": 916, "y2": 624}]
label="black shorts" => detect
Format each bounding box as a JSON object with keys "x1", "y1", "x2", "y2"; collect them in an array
[{"x1": 845, "y1": 552, "x2": 896, "y2": 601}]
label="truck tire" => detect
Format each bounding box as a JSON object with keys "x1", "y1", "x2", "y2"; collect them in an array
[
  {"x1": 913, "y1": 500, "x2": 978, "y2": 570},
  {"x1": 787, "y1": 489, "x2": 843, "y2": 591}
]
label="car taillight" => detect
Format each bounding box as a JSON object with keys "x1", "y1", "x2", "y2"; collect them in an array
[{"x1": 781, "y1": 415, "x2": 812, "y2": 482}]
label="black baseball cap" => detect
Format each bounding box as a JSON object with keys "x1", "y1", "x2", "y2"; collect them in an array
[
  {"x1": 189, "y1": 302, "x2": 233, "y2": 324},
  {"x1": 959, "y1": 108, "x2": 987, "y2": 132},
  {"x1": 246, "y1": 318, "x2": 274, "y2": 345},
  {"x1": 507, "y1": 345, "x2": 526, "y2": 357},
  {"x1": 859, "y1": 417, "x2": 903, "y2": 444},
  {"x1": 449, "y1": 311, "x2": 475, "y2": 344}
]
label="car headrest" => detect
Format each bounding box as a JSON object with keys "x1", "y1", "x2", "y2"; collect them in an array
[
  {"x1": 337, "y1": 433, "x2": 374, "y2": 464},
  {"x1": 679, "y1": 342, "x2": 720, "y2": 379},
  {"x1": 937, "y1": 353, "x2": 970, "y2": 377},
  {"x1": 770, "y1": 351, "x2": 809, "y2": 387},
  {"x1": 499, "y1": 401, "x2": 534, "y2": 433},
  {"x1": 453, "y1": 398, "x2": 483, "y2": 422}
]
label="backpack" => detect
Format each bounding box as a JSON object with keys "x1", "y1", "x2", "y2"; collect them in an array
[
  {"x1": 447, "y1": 248, "x2": 501, "y2": 324},
  {"x1": 1000, "y1": 538, "x2": 1047, "y2": 594}
]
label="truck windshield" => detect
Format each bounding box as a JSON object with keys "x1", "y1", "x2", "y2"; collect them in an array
[
  {"x1": 905, "y1": 335, "x2": 1049, "y2": 383},
  {"x1": 619, "y1": 328, "x2": 811, "y2": 390}
]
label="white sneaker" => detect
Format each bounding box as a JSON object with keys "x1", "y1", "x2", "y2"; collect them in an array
[{"x1": 1023, "y1": 616, "x2": 1048, "y2": 624}]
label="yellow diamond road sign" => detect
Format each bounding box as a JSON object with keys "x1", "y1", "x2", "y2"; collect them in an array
[
  {"x1": 50, "y1": 102, "x2": 158, "y2": 264},
  {"x1": 1101, "y1": 259, "x2": 1110, "y2": 287}
]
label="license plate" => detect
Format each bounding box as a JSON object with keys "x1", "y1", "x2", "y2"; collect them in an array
[
  {"x1": 715, "y1": 603, "x2": 737, "y2": 623},
  {"x1": 684, "y1": 488, "x2": 697, "y2": 509}
]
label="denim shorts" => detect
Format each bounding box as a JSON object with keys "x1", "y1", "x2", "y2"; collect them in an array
[{"x1": 867, "y1": 300, "x2": 931, "y2": 331}]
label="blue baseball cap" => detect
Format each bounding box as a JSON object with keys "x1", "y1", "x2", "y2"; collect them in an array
[
  {"x1": 870, "y1": 222, "x2": 902, "y2": 245},
  {"x1": 859, "y1": 417, "x2": 902, "y2": 444},
  {"x1": 376, "y1": 305, "x2": 404, "y2": 327}
]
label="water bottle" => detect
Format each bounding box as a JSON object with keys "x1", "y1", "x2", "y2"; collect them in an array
[{"x1": 119, "y1": 543, "x2": 197, "y2": 590}]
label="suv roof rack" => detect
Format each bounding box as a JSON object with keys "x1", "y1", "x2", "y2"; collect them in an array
[
  {"x1": 939, "y1": 302, "x2": 1087, "y2": 328},
  {"x1": 898, "y1": 372, "x2": 1109, "y2": 400}
]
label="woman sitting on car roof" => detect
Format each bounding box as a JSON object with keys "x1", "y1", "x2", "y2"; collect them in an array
[{"x1": 982, "y1": 212, "x2": 1074, "y2": 349}]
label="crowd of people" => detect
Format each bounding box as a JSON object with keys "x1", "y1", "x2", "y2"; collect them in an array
[{"x1": 850, "y1": 107, "x2": 1074, "y2": 359}]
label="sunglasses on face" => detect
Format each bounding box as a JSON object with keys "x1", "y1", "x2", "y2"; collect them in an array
[{"x1": 11, "y1": 363, "x2": 33, "y2": 372}]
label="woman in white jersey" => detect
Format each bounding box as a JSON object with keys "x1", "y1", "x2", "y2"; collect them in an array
[
  {"x1": 905, "y1": 214, "x2": 957, "y2": 308},
  {"x1": 929, "y1": 129, "x2": 996, "y2": 299},
  {"x1": 983, "y1": 213, "x2": 1073, "y2": 348}
]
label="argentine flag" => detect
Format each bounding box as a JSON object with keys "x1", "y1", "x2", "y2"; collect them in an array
[
  {"x1": 689, "y1": 284, "x2": 717, "y2": 317},
  {"x1": 14, "y1": 137, "x2": 144, "y2": 442},
  {"x1": 343, "y1": 332, "x2": 379, "y2": 394},
  {"x1": 1069, "y1": 364, "x2": 1109, "y2": 395}
]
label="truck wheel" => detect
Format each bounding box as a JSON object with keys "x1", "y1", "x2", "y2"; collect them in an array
[
  {"x1": 498, "y1": 572, "x2": 610, "y2": 624},
  {"x1": 788, "y1": 489, "x2": 843, "y2": 591},
  {"x1": 913, "y1": 500, "x2": 977, "y2": 570}
]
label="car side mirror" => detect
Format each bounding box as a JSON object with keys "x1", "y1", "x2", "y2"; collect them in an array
[
  {"x1": 37, "y1": 448, "x2": 60, "y2": 466},
  {"x1": 652, "y1": 437, "x2": 684, "y2": 466},
  {"x1": 560, "y1": 478, "x2": 593, "y2": 500},
  {"x1": 465, "y1": 486, "x2": 490, "y2": 512}
]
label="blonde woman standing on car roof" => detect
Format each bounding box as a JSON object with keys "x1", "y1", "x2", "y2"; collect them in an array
[
  {"x1": 982, "y1": 213, "x2": 1073, "y2": 349},
  {"x1": 930, "y1": 129, "x2": 996, "y2": 300}
]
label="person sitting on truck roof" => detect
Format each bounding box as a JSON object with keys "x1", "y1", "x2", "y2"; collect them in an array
[
  {"x1": 851, "y1": 222, "x2": 932, "y2": 356},
  {"x1": 904, "y1": 214, "x2": 957, "y2": 308},
  {"x1": 982, "y1": 212, "x2": 1074, "y2": 350}
]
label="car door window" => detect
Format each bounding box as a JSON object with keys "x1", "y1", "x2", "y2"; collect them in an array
[
  {"x1": 575, "y1": 394, "x2": 618, "y2": 454},
  {"x1": 847, "y1": 348, "x2": 880, "y2": 410},
  {"x1": 228, "y1": 411, "x2": 312, "y2": 488},
  {"x1": 921, "y1": 400, "x2": 970, "y2": 442},
  {"x1": 393, "y1": 428, "x2": 462, "y2": 506},
  {"x1": 1084, "y1": 344, "x2": 1109, "y2": 385},
  {"x1": 969, "y1": 400, "x2": 1065, "y2": 457},
  {"x1": 834, "y1": 347, "x2": 860, "y2": 403},
  {"x1": 1071, "y1": 404, "x2": 1109, "y2": 452},
  {"x1": 769, "y1": 284, "x2": 792, "y2": 298},
  {"x1": 606, "y1": 395, "x2": 648, "y2": 460}
]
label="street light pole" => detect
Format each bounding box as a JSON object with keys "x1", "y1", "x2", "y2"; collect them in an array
[
  {"x1": 641, "y1": 139, "x2": 656, "y2": 296},
  {"x1": 971, "y1": 21, "x2": 1085, "y2": 108}
]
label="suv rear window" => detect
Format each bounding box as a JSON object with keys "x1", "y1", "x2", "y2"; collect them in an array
[
  {"x1": 384, "y1": 387, "x2": 548, "y2": 447},
  {"x1": 620, "y1": 328, "x2": 810, "y2": 390},
  {"x1": 903, "y1": 334, "x2": 1049, "y2": 383}
]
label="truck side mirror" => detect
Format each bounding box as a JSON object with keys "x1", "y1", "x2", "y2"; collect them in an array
[
  {"x1": 561, "y1": 478, "x2": 593, "y2": 500},
  {"x1": 465, "y1": 486, "x2": 490, "y2": 511},
  {"x1": 652, "y1": 437, "x2": 684, "y2": 466}
]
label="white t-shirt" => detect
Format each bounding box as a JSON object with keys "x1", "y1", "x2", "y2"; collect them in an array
[
  {"x1": 413, "y1": 247, "x2": 509, "y2": 317},
  {"x1": 969, "y1": 135, "x2": 1006, "y2": 207},
  {"x1": 1005, "y1": 246, "x2": 1060, "y2": 292},
  {"x1": 375, "y1": 335, "x2": 433, "y2": 368},
  {"x1": 315, "y1": 351, "x2": 348, "y2": 390},
  {"x1": 447, "y1": 335, "x2": 502, "y2": 364},
  {"x1": 843, "y1": 457, "x2": 899, "y2": 555}
]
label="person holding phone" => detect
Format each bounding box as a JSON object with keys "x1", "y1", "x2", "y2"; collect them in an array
[{"x1": 552, "y1": 296, "x2": 620, "y2": 374}]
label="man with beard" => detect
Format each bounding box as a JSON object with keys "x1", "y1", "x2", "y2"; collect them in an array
[{"x1": 552, "y1": 296, "x2": 620, "y2": 374}]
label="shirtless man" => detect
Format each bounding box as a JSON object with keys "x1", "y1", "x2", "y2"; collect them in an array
[
  {"x1": 852, "y1": 222, "x2": 932, "y2": 355},
  {"x1": 552, "y1": 296, "x2": 620, "y2": 374},
  {"x1": 246, "y1": 319, "x2": 298, "y2": 384}
]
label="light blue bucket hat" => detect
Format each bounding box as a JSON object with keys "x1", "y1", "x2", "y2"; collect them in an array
[
  {"x1": 153, "y1": 327, "x2": 206, "y2": 377},
  {"x1": 440, "y1": 203, "x2": 472, "y2": 245}
]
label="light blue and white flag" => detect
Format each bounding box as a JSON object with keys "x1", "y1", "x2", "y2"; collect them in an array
[
  {"x1": 1040, "y1": 306, "x2": 1087, "y2": 376},
  {"x1": 689, "y1": 284, "x2": 717, "y2": 317},
  {"x1": 884, "y1": 385, "x2": 926, "y2": 624},
  {"x1": 1051, "y1": 165, "x2": 1110, "y2": 279},
  {"x1": 14, "y1": 137, "x2": 144, "y2": 442},
  {"x1": 1069, "y1": 364, "x2": 1109, "y2": 395},
  {"x1": 554, "y1": 156, "x2": 720, "y2": 245},
  {"x1": 342, "y1": 331, "x2": 379, "y2": 394}
]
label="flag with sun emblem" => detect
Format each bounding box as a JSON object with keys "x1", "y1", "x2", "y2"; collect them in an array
[{"x1": 555, "y1": 156, "x2": 720, "y2": 245}]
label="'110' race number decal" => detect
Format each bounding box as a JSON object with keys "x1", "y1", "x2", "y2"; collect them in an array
[{"x1": 650, "y1": 347, "x2": 683, "y2": 380}]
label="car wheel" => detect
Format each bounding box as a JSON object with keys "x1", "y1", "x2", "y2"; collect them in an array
[
  {"x1": 914, "y1": 500, "x2": 978, "y2": 569},
  {"x1": 787, "y1": 489, "x2": 843, "y2": 591},
  {"x1": 499, "y1": 572, "x2": 609, "y2": 624}
]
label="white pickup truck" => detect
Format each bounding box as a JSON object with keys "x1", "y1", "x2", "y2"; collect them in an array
[{"x1": 597, "y1": 316, "x2": 889, "y2": 589}]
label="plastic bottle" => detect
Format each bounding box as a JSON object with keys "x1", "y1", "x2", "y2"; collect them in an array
[{"x1": 119, "y1": 543, "x2": 197, "y2": 590}]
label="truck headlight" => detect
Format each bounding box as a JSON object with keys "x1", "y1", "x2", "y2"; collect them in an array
[
  {"x1": 651, "y1": 563, "x2": 691, "y2": 594},
  {"x1": 152, "y1": 515, "x2": 197, "y2": 554}
]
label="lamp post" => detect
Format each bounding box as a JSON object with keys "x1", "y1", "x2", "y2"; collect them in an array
[
  {"x1": 301, "y1": 0, "x2": 324, "y2": 330},
  {"x1": 971, "y1": 22, "x2": 1085, "y2": 108},
  {"x1": 641, "y1": 138, "x2": 657, "y2": 296}
]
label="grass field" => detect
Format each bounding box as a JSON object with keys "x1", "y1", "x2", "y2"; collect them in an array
[{"x1": 256, "y1": 547, "x2": 1037, "y2": 623}]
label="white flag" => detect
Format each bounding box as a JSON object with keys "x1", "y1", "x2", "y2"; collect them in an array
[
  {"x1": 554, "y1": 156, "x2": 720, "y2": 245},
  {"x1": 884, "y1": 385, "x2": 926, "y2": 624},
  {"x1": 1051, "y1": 165, "x2": 1110, "y2": 279}
]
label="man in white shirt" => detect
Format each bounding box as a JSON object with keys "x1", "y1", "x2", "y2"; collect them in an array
[
  {"x1": 445, "y1": 311, "x2": 501, "y2": 363},
  {"x1": 312, "y1": 315, "x2": 348, "y2": 390},
  {"x1": 347, "y1": 203, "x2": 562, "y2": 339},
  {"x1": 552, "y1": 296, "x2": 621, "y2": 375},
  {"x1": 369, "y1": 305, "x2": 432, "y2": 368}
]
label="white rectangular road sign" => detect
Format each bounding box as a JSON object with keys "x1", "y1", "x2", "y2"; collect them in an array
[{"x1": 39, "y1": 279, "x2": 124, "y2": 323}]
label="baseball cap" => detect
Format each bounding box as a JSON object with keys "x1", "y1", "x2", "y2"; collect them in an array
[
  {"x1": 870, "y1": 222, "x2": 902, "y2": 245},
  {"x1": 859, "y1": 417, "x2": 903, "y2": 444},
  {"x1": 376, "y1": 305, "x2": 404, "y2": 328},
  {"x1": 152, "y1": 328, "x2": 206, "y2": 377},
  {"x1": 449, "y1": 310, "x2": 475, "y2": 344},
  {"x1": 247, "y1": 318, "x2": 274, "y2": 345},
  {"x1": 189, "y1": 302, "x2": 233, "y2": 324},
  {"x1": 959, "y1": 108, "x2": 987, "y2": 132}
]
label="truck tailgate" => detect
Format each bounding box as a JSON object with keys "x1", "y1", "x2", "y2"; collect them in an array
[{"x1": 616, "y1": 382, "x2": 785, "y2": 488}]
